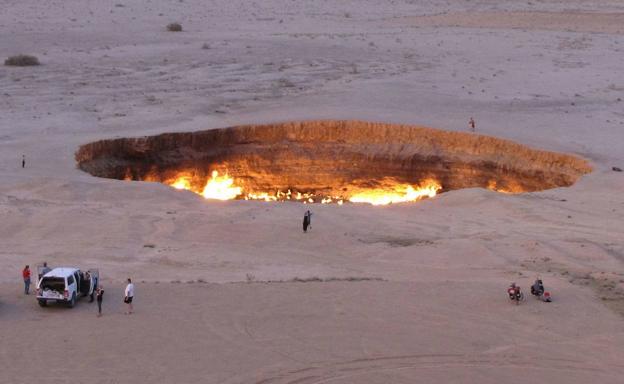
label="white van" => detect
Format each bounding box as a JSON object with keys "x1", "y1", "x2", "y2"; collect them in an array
[{"x1": 36, "y1": 267, "x2": 99, "y2": 308}]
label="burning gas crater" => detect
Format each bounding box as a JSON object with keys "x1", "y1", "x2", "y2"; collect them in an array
[
  {"x1": 76, "y1": 121, "x2": 591, "y2": 205},
  {"x1": 165, "y1": 169, "x2": 440, "y2": 205}
]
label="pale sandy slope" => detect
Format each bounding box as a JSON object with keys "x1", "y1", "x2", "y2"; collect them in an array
[
  {"x1": 2, "y1": 280, "x2": 624, "y2": 384},
  {"x1": 1, "y1": 0, "x2": 624, "y2": 383}
]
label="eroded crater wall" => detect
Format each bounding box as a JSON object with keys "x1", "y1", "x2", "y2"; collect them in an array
[{"x1": 75, "y1": 120, "x2": 592, "y2": 197}]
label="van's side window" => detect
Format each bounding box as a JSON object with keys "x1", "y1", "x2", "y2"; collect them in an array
[{"x1": 67, "y1": 275, "x2": 75, "y2": 285}]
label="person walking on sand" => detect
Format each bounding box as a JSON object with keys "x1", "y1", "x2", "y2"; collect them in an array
[
  {"x1": 22, "y1": 154, "x2": 25, "y2": 168},
  {"x1": 469, "y1": 117, "x2": 476, "y2": 132},
  {"x1": 302, "y1": 210, "x2": 312, "y2": 233},
  {"x1": 22, "y1": 265, "x2": 31, "y2": 295},
  {"x1": 96, "y1": 286, "x2": 104, "y2": 317},
  {"x1": 124, "y1": 278, "x2": 134, "y2": 314}
]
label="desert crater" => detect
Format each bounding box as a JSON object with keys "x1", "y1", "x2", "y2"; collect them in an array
[{"x1": 76, "y1": 120, "x2": 592, "y2": 203}]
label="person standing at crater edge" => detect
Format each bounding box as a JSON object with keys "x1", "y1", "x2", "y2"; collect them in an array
[
  {"x1": 21, "y1": 154, "x2": 25, "y2": 168},
  {"x1": 469, "y1": 117, "x2": 476, "y2": 132},
  {"x1": 302, "y1": 210, "x2": 311, "y2": 233}
]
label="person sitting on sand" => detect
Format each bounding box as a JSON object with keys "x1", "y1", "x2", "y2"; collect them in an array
[
  {"x1": 508, "y1": 282, "x2": 521, "y2": 299},
  {"x1": 531, "y1": 279, "x2": 545, "y2": 296}
]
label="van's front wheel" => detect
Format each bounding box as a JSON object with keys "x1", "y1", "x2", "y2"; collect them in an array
[
  {"x1": 67, "y1": 293, "x2": 76, "y2": 308},
  {"x1": 38, "y1": 300, "x2": 47, "y2": 307}
]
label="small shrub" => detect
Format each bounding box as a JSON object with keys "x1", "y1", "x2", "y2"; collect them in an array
[
  {"x1": 167, "y1": 22, "x2": 182, "y2": 32},
  {"x1": 292, "y1": 276, "x2": 323, "y2": 283},
  {"x1": 277, "y1": 78, "x2": 295, "y2": 88},
  {"x1": 5, "y1": 54, "x2": 40, "y2": 67}
]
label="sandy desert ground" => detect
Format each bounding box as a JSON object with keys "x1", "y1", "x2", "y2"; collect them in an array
[{"x1": 1, "y1": 0, "x2": 624, "y2": 383}]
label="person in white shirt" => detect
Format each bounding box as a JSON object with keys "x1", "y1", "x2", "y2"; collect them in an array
[{"x1": 124, "y1": 278, "x2": 135, "y2": 314}]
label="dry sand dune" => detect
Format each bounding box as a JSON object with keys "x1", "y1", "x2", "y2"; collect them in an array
[{"x1": 1, "y1": 0, "x2": 624, "y2": 383}]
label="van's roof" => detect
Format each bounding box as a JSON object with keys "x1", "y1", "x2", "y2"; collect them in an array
[{"x1": 43, "y1": 267, "x2": 79, "y2": 278}]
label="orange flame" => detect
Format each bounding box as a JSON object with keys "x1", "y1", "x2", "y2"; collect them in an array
[
  {"x1": 348, "y1": 179, "x2": 441, "y2": 205},
  {"x1": 200, "y1": 170, "x2": 242, "y2": 200},
  {"x1": 164, "y1": 170, "x2": 441, "y2": 205},
  {"x1": 171, "y1": 177, "x2": 192, "y2": 190}
]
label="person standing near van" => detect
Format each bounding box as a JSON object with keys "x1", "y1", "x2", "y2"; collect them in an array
[
  {"x1": 124, "y1": 278, "x2": 134, "y2": 314},
  {"x1": 96, "y1": 286, "x2": 104, "y2": 317},
  {"x1": 22, "y1": 265, "x2": 31, "y2": 295},
  {"x1": 40, "y1": 262, "x2": 51, "y2": 279}
]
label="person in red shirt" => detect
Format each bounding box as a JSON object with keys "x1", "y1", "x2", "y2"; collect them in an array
[
  {"x1": 22, "y1": 265, "x2": 31, "y2": 295},
  {"x1": 507, "y1": 282, "x2": 521, "y2": 300}
]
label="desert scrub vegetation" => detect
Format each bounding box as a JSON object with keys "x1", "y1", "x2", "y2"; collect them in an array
[
  {"x1": 167, "y1": 22, "x2": 182, "y2": 32},
  {"x1": 4, "y1": 54, "x2": 40, "y2": 66}
]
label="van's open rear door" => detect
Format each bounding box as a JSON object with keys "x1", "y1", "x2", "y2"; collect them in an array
[
  {"x1": 87, "y1": 269, "x2": 100, "y2": 295},
  {"x1": 35, "y1": 264, "x2": 46, "y2": 280}
]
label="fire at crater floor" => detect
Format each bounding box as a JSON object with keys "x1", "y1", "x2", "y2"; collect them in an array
[{"x1": 75, "y1": 120, "x2": 592, "y2": 205}]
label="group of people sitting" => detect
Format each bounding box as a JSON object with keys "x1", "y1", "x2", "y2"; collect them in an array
[{"x1": 508, "y1": 279, "x2": 551, "y2": 302}]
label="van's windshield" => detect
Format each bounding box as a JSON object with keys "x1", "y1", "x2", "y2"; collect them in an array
[{"x1": 40, "y1": 277, "x2": 65, "y2": 293}]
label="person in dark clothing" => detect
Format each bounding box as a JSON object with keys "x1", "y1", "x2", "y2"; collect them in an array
[
  {"x1": 469, "y1": 117, "x2": 476, "y2": 132},
  {"x1": 96, "y1": 286, "x2": 104, "y2": 317},
  {"x1": 22, "y1": 155, "x2": 25, "y2": 168},
  {"x1": 302, "y1": 211, "x2": 311, "y2": 232},
  {"x1": 531, "y1": 279, "x2": 545, "y2": 297},
  {"x1": 468, "y1": 117, "x2": 477, "y2": 132}
]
